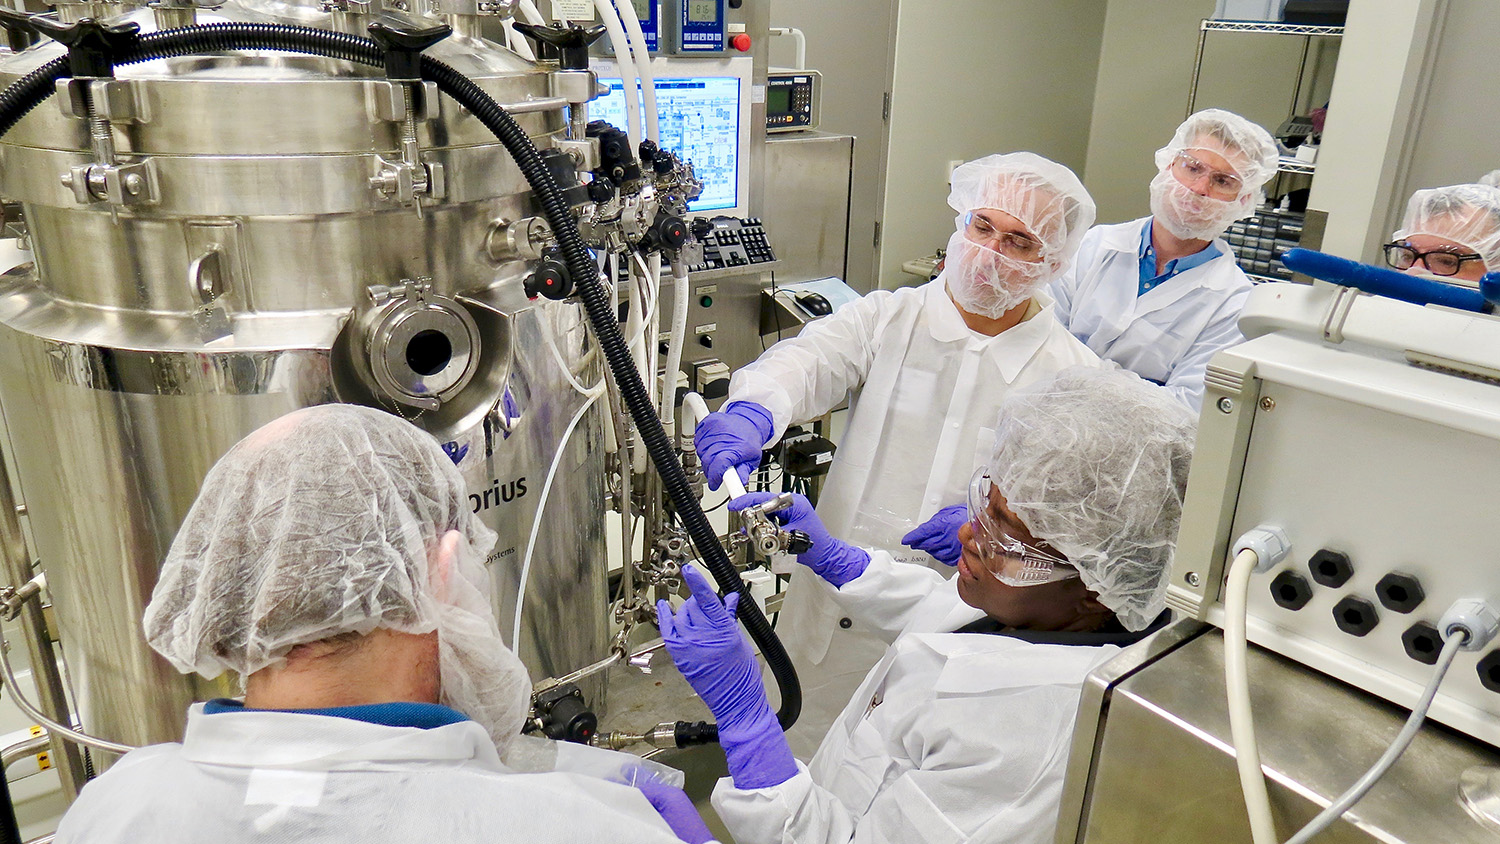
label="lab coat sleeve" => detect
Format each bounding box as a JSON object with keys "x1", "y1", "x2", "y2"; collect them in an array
[
  {"x1": 711, "y1": 763, "x2": 857, "y2": 844},
  {"x1": 1161, "y1": 283, "x2": 1251, "y2": 410},
  {"x1": 726, "y1": 290, "x2": 896, "y2": 442},
  {"x1": 1047, "y1": 264, "x2": 1077, "y2": 328},
  {"x1": 820, "y1": 551, "x2": 981, "y2": 644}
]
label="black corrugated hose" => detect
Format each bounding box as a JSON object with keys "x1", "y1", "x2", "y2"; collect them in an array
[{"x1": 0, "y1": 22, "x2": 800, "y2": 735}]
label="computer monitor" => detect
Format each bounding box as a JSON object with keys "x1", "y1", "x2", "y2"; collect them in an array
[{"x1": 590, "y1": 57, "x2": 754, "y2": 218}]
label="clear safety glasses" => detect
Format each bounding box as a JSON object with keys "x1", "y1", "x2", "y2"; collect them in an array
[
  {"x1": 963, "y1": 211, "x2": 1045, "y2": 263},
  {"x1": 1169, "y1": 150, "x2": 1243, "y2": 201},
  {"x1": 966, "y1": 469, "x2": 1078, "y2": 588}
]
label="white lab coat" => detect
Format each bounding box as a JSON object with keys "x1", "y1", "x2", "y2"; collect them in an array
[
  {"x1": 55, "y1": 706, "x2": 690, "y2": 843},
  {"x1": 728, "y1": 277, "x2": 1101, "y2": 758},
  {"x1": 711, "y1": 552, "x2": 1122, "y2": 844},
  {"x1": 1048, "y1": 217, "x2": 1253, "y2": 410}
]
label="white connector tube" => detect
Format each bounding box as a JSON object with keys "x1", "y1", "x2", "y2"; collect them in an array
[
  {"x1": 681, "y1": 392, "x2": 748, "y2": 499},
  {"x1": 594, "y1": 0, "x2": 641, "y2": 149},
  {"x1": 614, "y1": 0, "x2": 657, "y2": 141},
  {"x1": 659, "y1": 256, "x2": 690, "y2": 427},
  {"x1": 1224, "y1": 547, "x2": 1279, "y2": 844},
  {"x1": 517, "y1": 0, "x2": 545, "y2": 24}
]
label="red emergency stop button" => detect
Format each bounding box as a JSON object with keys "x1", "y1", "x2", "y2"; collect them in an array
[{"x1": 730, "y1": 33, "x2": 751, "y2": 52}]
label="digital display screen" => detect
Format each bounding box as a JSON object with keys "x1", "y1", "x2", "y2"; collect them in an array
[
  {"x1": 687, "y1": 0, "x2": 716, "y2": 23},
  {"x1": 594, "y1": 76, "x2": 741, "y2": 212},
  {"x1": 766, "y1": 85, "x2": 792, "y2": 114},
  {"x1": 631, "y1": 0, "x2": 651, "y2": 18}
]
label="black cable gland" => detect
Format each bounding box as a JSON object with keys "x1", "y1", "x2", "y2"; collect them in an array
[
  {"x1": 367, "y1": 21, "x2": 451, "y2": 81},
  {"x1": 31, "y1": 17, "x2": 139, "y2": 79}
]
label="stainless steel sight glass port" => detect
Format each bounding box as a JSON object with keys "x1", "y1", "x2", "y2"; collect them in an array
[{"x1": 362, "y1": 278, "x2": 480, "y2": 410}]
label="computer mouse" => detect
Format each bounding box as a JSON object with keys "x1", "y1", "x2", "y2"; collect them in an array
[{"x1": 796, "y1": 292, "x2": 833, "y2": 316}]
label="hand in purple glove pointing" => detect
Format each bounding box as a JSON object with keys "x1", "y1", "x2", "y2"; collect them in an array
[{"x1": 901, "y1": 504, "x2": 968, "y2": 566}]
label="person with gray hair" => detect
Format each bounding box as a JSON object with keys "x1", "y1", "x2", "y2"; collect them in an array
[
  {"x1": 55, "y1": 404, "x2": 712, "y2": 844},
  {"x1": 1051, "y1": 108, "x2": 1280, "y2": 411},
  {"x1": 1383, "y1": 183, "x2": 1500, "y2": 284},
  {"x1": 659, "y1": 366, "x2": 1197, "y2": 844}
]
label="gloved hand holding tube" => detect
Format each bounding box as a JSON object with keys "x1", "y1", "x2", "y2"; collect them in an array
[
  {"x1": 728, "y1": 492, "x2": 870, "y2": 587},
  {"x1": 657, "y1": 565, "x2": 798, "y2": 790},
  {"x1": 693, "y1": 401, "x2": 774, "y2": 492},
  {"x1": 900, "y1": 504, "x2": 968, "y2": 566}
]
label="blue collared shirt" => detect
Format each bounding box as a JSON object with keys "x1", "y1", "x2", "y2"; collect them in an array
[
  {"x1": 1138, "y1": 218, "x2": 1221, "y2": 296},
  {"x1": 204, "y1": 698, "x2": 469, "y2": 729}
]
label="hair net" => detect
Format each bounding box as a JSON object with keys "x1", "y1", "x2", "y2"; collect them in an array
[
  {"x1": 944, "y1": 152, "x2": 1097, "y2": 317},
  {"x1": 1150, "y1": 108, "x2": 1278, "y2": 241},
  {"x1": 1392, "y1": 184, "x2": 1500, "y2": 272},
  {"x1": 988, "y1": 367, "x2": 1197, "y2": 631},
  {"x1": 1479, "y1": 170, "x2": 1500, "y2": 189},
  {"x1": 143, "y1": 404, "x2": 531, "y2": 753}
]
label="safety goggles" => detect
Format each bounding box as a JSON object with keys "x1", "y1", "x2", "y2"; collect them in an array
[
  {"x1": 963, "y1": 211, "x2": 1045, "y2": 263},
  {"x1": 1382, "y1": 241, "x2": 1484, "y2": 277},
  {"x1": 966, "y1": 469, "x2": 1078, "y2": 588},
  {"x1": 1169, "y1": 150, "x2": 1243, "y2": 201}
]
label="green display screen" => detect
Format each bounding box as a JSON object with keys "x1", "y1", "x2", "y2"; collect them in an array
[
  {"x1": 687, "y1": 0, "x2": 715, "y2": 23},
  {"x1": 632, "y1": 0, "x2": 650, "y2": 18},
  {"x1": 766, "y1": 85, "x2": 792, "y2": 114}
]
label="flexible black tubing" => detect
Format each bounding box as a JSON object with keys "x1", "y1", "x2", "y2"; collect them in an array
[{"x1": 0, "y1": 22, "x2": 800, "y2": 730}]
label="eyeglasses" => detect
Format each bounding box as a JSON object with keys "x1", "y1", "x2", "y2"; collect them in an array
[
  {"x1": 963, "y1": 211, "x2": 1045, "y2": 263},
  {"x1": 966, "y1": 470, "x2": 1078, "y2": 588},
  {"x1": 1382, "y1": 242, "x2": 1484, "y2": 277},
  {"x1": 1169, "y1": 151, "x2": 1243, "y2": 201}
]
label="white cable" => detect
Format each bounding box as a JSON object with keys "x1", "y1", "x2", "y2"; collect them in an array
[
  {"x1": 1224, "y1": 547, "x2": 1279, "y2": 844},
  {"x1": 614, "y1": 0, "x2": 657, "y2": 141},
  {"x1": 505, "y1": 20, "x2": 537, "y2": 61},
  {"x1": 594, "y1": 0, "x2": 641, "y2": 150},
  {"x1": 511, "y1": 386, "x2": 606, "y2": 648},
  {"x1": 1283, "y1": 629, "x2": 1466, "y2": 844},
  {"x1": 624, "y1": 252, "x2": 656, "y2": 475},
  {"x1": 658, "y1": 256, "x2": 690, "y2": 427}
]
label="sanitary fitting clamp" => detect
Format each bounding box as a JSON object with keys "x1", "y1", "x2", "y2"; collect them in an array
[{"x1": 737, "y1": 492, "x2": 811, "y2": 557}]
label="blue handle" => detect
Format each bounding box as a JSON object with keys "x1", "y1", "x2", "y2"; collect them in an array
[
  {"x1": 1481, "y1": 273, "x2": 1500, "y2": 308},
  {"x1": 1281, "y1": 248, "x2": 1488, "y2": 313}
]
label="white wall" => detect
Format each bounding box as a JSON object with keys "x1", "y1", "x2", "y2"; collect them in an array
[{"x1": 876, "y1": 0, "x2": 1108, "y2": 289}]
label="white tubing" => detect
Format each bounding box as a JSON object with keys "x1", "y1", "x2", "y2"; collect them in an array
[
  {"x1": 1225, "y1": 548, "x2": 1279, "y2": 844},
  {"x1": 658, "y1": 256, "x2": 690, "y2": 427},
  {"x1": 511, "y1": 386, "x2": 606, "y2": 648},
  {"x1": 624, "y1": 252, "x2": 657, "y2": 475},
  {"x1": 681, "y1": 392, "x2": 748, "y2": 499},
  {"x1": 594, "y1": 0, "x2": 641, "y2": 150},
  {"x1": 1283, "y1": 630, "x2": 1466, "y2": 844},
  {"x1": 615, "y1": 0, "x2": 657, "y2": 141},
  {"x1": 505, "y1": 20, "x2": 536, "y2": 61},
  {"x1": 517, "y1": 0, "x2": 545, "y2": 24}
]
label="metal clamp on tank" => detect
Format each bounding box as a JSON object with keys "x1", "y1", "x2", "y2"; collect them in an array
[
  {"x1": 367, "y1": 22, "x2": 451, "y2": 210},
  {"x1": 347, "y1": 277, "x2": 481, "y2": 413},
  {"x1": 35, "y1": 16, "x2": 159, "y2": 210}
]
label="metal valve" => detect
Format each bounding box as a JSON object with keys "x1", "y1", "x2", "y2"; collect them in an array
[{"x1": 737, "y1": 492, "x2": 810, "y2": 557}]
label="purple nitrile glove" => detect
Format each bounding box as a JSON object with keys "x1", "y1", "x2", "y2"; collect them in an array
[
  {"x1": 901, "y1": 504, "x2": 968, "y2": 566},
  {"x1": 656, "y1": 565, "x2": 797, "y2": 790},
  {"x1": 633, "y1": 776, "x2": 715, "y2": 844},
  {"x1": 728, "y1": 492, "x2": 870, "y2": 587},
  {"x1": 694, "y1": 401, "x2": 774, "y2": 491}
]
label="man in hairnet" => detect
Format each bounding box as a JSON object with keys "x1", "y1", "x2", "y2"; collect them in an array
[
  {"x1": 55, "y1": 405, "x2": 715, "y2": 844},
  {"x1": 1383, "y1": 183, "x2": 1500, "y2": 284},
  {"x1": 1050, "y1": 108, "x2": 1278, "y2": 411},
  {"x1": 693, "y1": 152, "x2": 1101, "y2": 758},
  {"x1": 660, "y1": 367, "x2": 1195, "y2": 844}
]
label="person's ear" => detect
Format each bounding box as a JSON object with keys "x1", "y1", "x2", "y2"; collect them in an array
[{"x1": 430, "y1": 530, "x2": 461, "y2": 602}]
